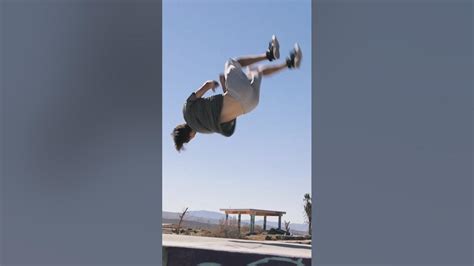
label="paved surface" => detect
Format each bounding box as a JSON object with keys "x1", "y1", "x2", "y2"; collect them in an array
[
  {"x1": 163, "y1": 234, "x2": 312, "y2": 266},
  {"x1": 163, "y1": 234, "x2": 311, "y2": 258}
]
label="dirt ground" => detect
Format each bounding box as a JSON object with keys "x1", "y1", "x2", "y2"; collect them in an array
[{"x1": 163, "y1": 224, "x2": 311, "y2": 245}]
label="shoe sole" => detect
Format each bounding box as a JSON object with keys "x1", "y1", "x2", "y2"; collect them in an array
[
  {"x1": 294, "y1": 43, "x2": 302, "y2": 68},
  {"x1": 272, "y1": 35, "x2": 280, "y2": 60}
]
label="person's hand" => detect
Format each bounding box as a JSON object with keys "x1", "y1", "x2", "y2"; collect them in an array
[{"x1": 204, "y1": 80, "x2": 219, "y2": 92}]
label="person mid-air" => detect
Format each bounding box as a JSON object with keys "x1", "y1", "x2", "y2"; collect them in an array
[{"x1": 172, "y1": 35, "x2": 302, "y2": 152}]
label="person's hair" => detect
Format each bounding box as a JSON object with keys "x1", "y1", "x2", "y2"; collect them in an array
[{"x1": 171, "y1": 123, "x2": 193, "y2": 152}]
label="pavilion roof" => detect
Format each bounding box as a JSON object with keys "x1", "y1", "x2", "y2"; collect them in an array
[{"x1": 220, "y1": 208, "x2": 286, "y2": 216}]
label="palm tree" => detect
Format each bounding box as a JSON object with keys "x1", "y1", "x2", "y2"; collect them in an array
[{"x1": 303, "y1": 193, "x2": 312, "y2": 235}]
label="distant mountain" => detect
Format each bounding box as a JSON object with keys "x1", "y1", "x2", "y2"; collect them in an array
[
  {"x1": 162, "y1": 210, "x2": 310, "y2": 235},
  {"x1": 162, "y1": 211, "x2": 180, "y2": 220},
  {"x1": 162, "y1": 218, "x2": 216, "y2": 230},
  {"x1": 163, "y1": 210, "x2": 224, "y2": 225},
  {"x1": 188, "y1": 210, "x2": 226, "y2": 221},
  {"x1": 252, "y1": 220, "x2": 309, "y2": 233}
]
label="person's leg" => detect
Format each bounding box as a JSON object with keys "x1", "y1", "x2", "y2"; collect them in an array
[
  {"x1": 220, "y1": 35, "x2": 280, "y2": 89},
  {"x1": 258, "y1": 62, "x2": 288, "y2": 77},
  {"x1": 252, "y1": 42, "x2": 303, "y2": 77},
  {"x1": 234, "y1": 35, "x2": 280, "y2": 67},
  {"x1": 235, "y1": 54, "x2": 268, "y2": 67},
  {"x1": 249, "y1": 43, "x2": 302, "y2": 78}
]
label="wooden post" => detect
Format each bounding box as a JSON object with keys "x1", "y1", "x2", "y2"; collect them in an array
[
  {"x1": 278, "y1": 215, "x2": 282, "y2": 230},
  {"x1": 263, "y1": 216, "x2": 267, "y2": 231}
]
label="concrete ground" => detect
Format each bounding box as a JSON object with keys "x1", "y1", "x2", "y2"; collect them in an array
[{"x1": 163, "y1": 234, "x2": 312, "y2": 266}]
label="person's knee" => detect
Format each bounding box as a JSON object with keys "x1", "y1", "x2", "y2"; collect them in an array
[{"x1": 225, "y1": 58, "x2": 238, "y2": 67}]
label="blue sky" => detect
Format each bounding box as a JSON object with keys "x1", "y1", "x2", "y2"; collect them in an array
[{"x1": 162, "y1": 0, "x2": 311, "y2": 223}]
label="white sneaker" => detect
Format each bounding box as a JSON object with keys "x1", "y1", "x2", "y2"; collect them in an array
[
  {"x1": 266, "y1": 35, "x2": 280, "y2": 61},
  {"x1": 287, "y1": 43, "x2": 302, "y2": 69},
  {"x1": 271, "y1": 35, "x2": 280, "y2": 60},
  {"x1": 293, "y1": 43, "x2": 302, "y2": 68}
]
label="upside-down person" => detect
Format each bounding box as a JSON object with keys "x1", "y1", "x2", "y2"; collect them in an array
[{"x1": 172, "y1": 35, "x2": 302, "y2": 152}]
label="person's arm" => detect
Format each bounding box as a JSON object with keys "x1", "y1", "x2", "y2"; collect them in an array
[{"x1": 194, "y1": 80, "x2": 219, "y2": 98}]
